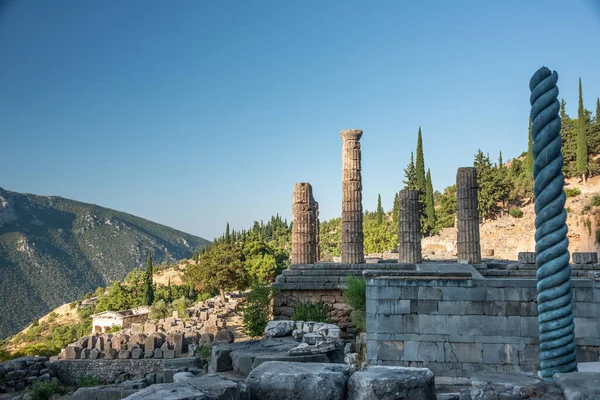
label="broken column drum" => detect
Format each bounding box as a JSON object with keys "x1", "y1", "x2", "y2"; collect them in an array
[
  {"x1": 291, "y1": 182, "x2": 318, "y2": 264},
  {"x1": 398, "y1": 189, "x2": 422, "y2": 263},
  {"x1": 456, "y1": 167, "x2": 481, "y2": 264},
  {"x1": 340, "y1": 129, "x2": 365, "y2": 264}
]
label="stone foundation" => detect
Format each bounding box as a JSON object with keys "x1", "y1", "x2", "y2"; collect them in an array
[{"x1": 365, "y1": 264, "x2": 600, "y2": 378}]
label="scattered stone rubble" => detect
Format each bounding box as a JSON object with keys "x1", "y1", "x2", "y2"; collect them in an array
[
  {"x1": 0, "y1": 356, "x2": 50, "y2": 394},
  {"x1": 59, "y1": 294, "x2": 242, "y2": 361}
]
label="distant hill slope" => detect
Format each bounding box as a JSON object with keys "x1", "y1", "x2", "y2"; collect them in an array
[{"x1": 0, "y1": 187, "x2": 209, "y2": 339}]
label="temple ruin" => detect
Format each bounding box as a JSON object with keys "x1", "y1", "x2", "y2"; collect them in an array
[{"x1": 272, "y1": 126, "x2": 600, "y2": 379}]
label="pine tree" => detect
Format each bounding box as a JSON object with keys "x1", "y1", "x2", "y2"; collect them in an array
[
  {"x1": 526, "y1": 118, "x2": 534, "y2": 176},
  {"x1": 143, "y1": 250, "x2": 155, "y2": 306},
  {"x1": 425, "y1": 169, "x2": 436, "y2": 235},
  {"x1": 403, "y1": 152, "x2": 417, "y2": 190},
  {"x1": 225, "y1": 222, "x2": 231, "y2": 243},
  {"x1": 376, "y1": 194, "x2": 384, "y2": 225},
  {"x1": 576, "y1": 78, "x2": 588, "y2": 181},
  {"x1": 392, "y1": 192, "x2": 400, "y2": 226}
]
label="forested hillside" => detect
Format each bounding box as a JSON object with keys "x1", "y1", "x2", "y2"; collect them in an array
[{"x1": 0, "y1": 188, "x2": 209, "y2": 339}]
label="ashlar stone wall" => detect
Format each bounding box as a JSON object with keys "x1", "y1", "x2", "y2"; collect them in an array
[{"x1": 365, "y1": 265, "x2": 600, "y2": 378}]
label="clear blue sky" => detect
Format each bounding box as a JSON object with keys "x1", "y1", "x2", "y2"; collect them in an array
[{"x1": 2, "y1": 1, "x2": 600, "y2": 240}]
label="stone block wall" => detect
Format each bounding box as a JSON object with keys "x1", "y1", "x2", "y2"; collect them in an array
[
  {"x1": 365, "y1": 266, "x2": 600, "y2": 378},
  {"x1": 273, "y1": 289, "x2": 352, "y2": 330},
  {"x1": 49, "y1": 357, "x2": 200, "y2": 385}
]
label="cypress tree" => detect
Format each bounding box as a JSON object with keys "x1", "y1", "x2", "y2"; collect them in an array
[
  {"x1": 415, "y1": 127, "x2": 426, "y2": 193},
  {"x1": 498, "y1": 151, "x2": 503, "y2": 169},
  {"x1": 392, "y1": 192, "x2": 400, "y2": 226},
  {"x1": 415, "y1": 127, "x2": 427, "y2": 233},
  {"x1": 143, "y1": 250, "x2": 155, "y2": 306},
  {"x1": 403, "y1": 152, "x2": 417, "y2": 190},
  {"x1": 225, "y1": 222, "x2": 231, "y2": 243},
  {"x1": 526, "y1": 118, "x2": 534, "y2": 176},
  {"x1": 376, "y1": 194, "x2": 384, "y2": 225},
  {"x1": 167, "y1": 277, "x2": 173, "y2": 303},
  {"x1": 425, "y1": 169, "x2": 436, "y2": 235},
  {"x1": 576, "y1": 78, "x2": 588, "y2": 181}
]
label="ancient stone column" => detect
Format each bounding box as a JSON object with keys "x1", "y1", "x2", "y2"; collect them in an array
[
  {"x1": 456, "y1": 167, "x2": 481, "y2": 264},
  {"x1": 398, "y1": 189, "x2": 422, "y2": 263},
  {"x1": 291, "y1": 182, "x2": 317, "y2": 264},
  {"x1": 340, "y1": 129, "x2": 365, "y2": 264},
  {"x1": 313, "y1": 199, "x2": 320, "y2": 262}
]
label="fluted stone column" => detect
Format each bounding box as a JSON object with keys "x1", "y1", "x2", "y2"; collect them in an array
[
  {"x1": 313, "y1": 200, "x2": 320, "y2": 262},
  {"x1": 398, "y1": 190, "x2": 422, "y2": 263},
  {"x1": 292, "y1": 183, "x2": 318, "y2": 264},
  {"x1": 456, "y1": 167, "x2": 481, "y2": 264},
  {"x1": 341, "y1": 129, "x2": 365, "y2": 264}
]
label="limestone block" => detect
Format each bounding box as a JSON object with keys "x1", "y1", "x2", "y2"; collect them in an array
[
  {"x1": 118, "y1": 350, "x2": 131, "y2": 359},
  {"x1": 173, "y1": 333, "x2": 183, "y2": 357},
  {"x1": 470, "y1": 372, "x2": 563, "y2": 400},
  {"x1": 245, "y1": 361, "x2": 350, "y2": 400},
  {"x1": 264, "y1": 320, "x2": 295, "y2": 338},
  {"x1": 132, "y1": 349, "x2": 144, "y2": 359},
  {"x1": 94, "y1": 336, "x2": 104, "y2": 352},
  {"x1": 288, "y1": 342, "x2": 336, "y2": 356},
  {"x1": 86, "y1": 335, "x2": 97, "y2": 350},
  {"x1": 573, "y1": 252, "x2": 598, "y2": 264},
  {"x1": 518, "y1": 252, "x2": 536, "y2": 264},
  {"x1": 153, "y1": 349, "x2": 162, "y2": 359},
  {"x1": 89, "y1": 348, "x2": 100, "y2": 360},
  {"x1": 65, "y1": 346, "x2": 81, "y2": 360},
  {"x1": 215, "y1": 329, "x2": 235, "y2": 344},
  {"x1": 144, "y1": 322, "x2": 157, "y2": 334},
  {"x1": 130, "y1": 323, "x2": 143, "y2": 334},
  {"x1": 302, "y1": 333, "x2": 322, "y2": 346},
  {"x1": 302, "y1": 321, "x2": 316, "y2": 333},
  {"x1": 144, "y1": 350, "x2": 154, "y2": 359},
  {"x1": 553, "y1": 371, "x2": 600, "y2": 399},
  {"x1": 347, "y1": 366, "x2": 435, "y2": 400},
  {"x1": 144, "y1": 335, "x2": 158, "y2": 352},
  {"x1": 163, "y1": 349, "x2": 175, "y2": 359},
  {"x1": 199, "y1": 333, "x2": 214, "y2": 346},
  {"x1": 104, "y1": 348, "x2": 117, "y2": 360},
  {"x1": 80, "y1": 349, "x2": 90, "y2": 359},
  {"x1": 124, "y1": 373, "x2": 239, "y2": 400}
]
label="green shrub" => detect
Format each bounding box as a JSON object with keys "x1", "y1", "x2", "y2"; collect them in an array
[
  {"x1": 343, "y1": 276, "x2": 366, "y2": 331},
  {"x1": 240, "y1": 284, "x2": 279, "y2": 338},
  {"x1": 172, "y1": 297, "x2": 192, "y2": 319},
  {"x1": 350, "y1": 310, "x2": 366, "y2": 331},
  {"x1": 26, "y1": 378, "x2": 67, "y2": 400},
  {"x1": 47, "y1": 312, "x2": 58, "y2": 323},
  {"x1": 149, "y1": 299, "x2": 171, "y2": 320},
  {"x1": 194, "y1": 345, "x2": 211, "y2": 359},
  {"x1": 583, "y1": 204, "x2": 592, "y2": 213},
  {"x1": 105, "y1": 325, "x2": 122, "y2": 334},
  {"x1": 76, "y1": 375, "x2": 104, "y2": 387},
  {"x1": 197, "y1": 292, "x2": 212, "y2": 302},
  {"x1": 564, "y1": 188, "x2": 581, "y2": 198},
  {"x1": 343, "y1": 277, "x2": 366, "y2": 311},
  {"x1": 592, "y1": 194, "x2": 600, "y2": 207},
  {"x1": 585, "y1": 218, "x2": 592, "y2": 235},
  {"x1": 291, "y1": 301, "x2": 331, "y2": 323},
  {"x1": 508, "y1": 208, "x2": 523, "y2": 218},
  {"x1": 596, "y1": 229, "x2": 600, "y2": 244}
]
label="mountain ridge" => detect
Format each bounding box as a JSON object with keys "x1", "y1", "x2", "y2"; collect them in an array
[{"x1": 0, "y1": 187, "x2": 209, "y2": 339}]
